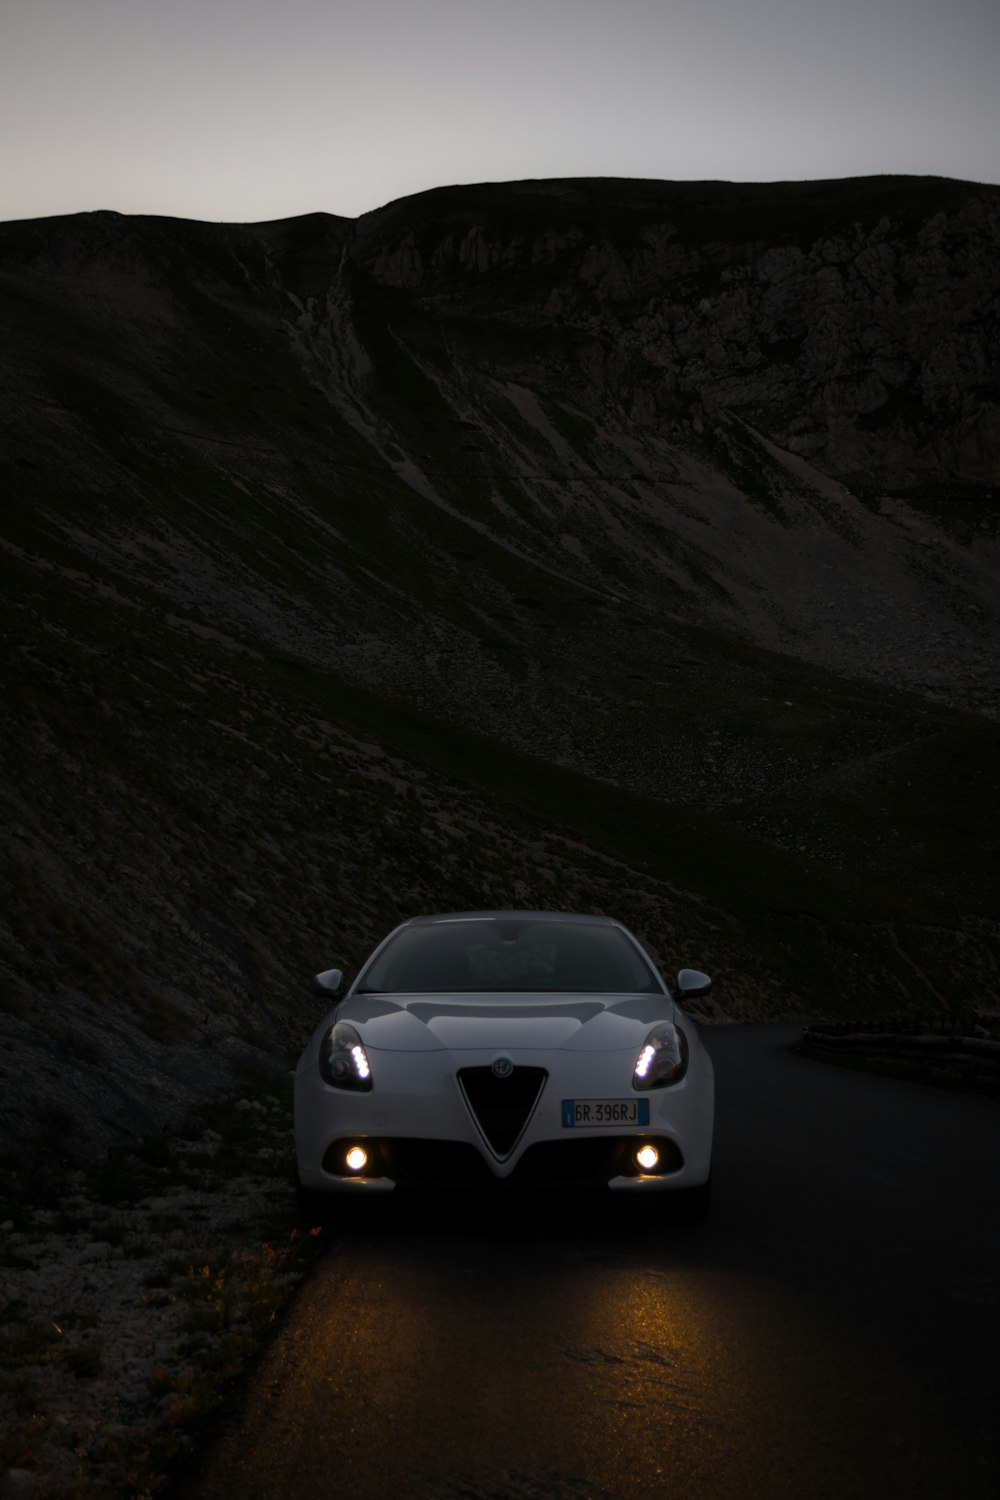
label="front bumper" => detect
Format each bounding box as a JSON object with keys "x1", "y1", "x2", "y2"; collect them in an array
[{"x1": 295, "y1": 1042, "x2": 714, "y2": 1195}]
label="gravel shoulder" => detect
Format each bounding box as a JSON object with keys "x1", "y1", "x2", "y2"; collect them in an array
[{"x1": 0, "y1": 1074, "x2": 321, "y2": 1500}]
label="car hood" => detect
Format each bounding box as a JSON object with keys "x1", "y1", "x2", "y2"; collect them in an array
[{"x1": 339, "y1": 992, "x2": 675, "y2": 1052}]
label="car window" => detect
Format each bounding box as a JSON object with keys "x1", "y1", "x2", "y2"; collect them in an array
[{"x1": 358, "y1": 919, "x2": 660, "y2": 993}]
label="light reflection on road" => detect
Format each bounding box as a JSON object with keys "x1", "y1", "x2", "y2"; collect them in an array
[
  {"x1": 262, "y1": 1225, "x2": 955, "y2": 1500},
  {"x1": 184, "y1": 1028, "x2": 1000, "y2": 1500}
]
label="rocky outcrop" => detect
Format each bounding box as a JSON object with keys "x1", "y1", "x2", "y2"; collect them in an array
[{"x1": 351, "y1": 180, "x2": 1000, "y2": 491}]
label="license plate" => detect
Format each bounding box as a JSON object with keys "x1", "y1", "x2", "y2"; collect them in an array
[{"x1": 562, "y1": 1098, "x2": 650, "y2": 1128}]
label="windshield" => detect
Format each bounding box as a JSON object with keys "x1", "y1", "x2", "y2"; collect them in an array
[{"x1": 357, "y1": 918, "x2": 661, "y2": 994}]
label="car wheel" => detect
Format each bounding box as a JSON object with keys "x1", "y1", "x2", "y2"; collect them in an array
[
  {"x1": 675, "y1": 1172, "x2": 712, "y2": 1222},
  {"x1": 295, "y1": 1174, "x2": 333, "y2": 1226},
  {"x1": 653, "y1": 1172, "x2": 711, "y2": 1224}
]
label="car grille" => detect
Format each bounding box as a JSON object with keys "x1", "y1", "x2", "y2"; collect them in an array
[
  {"x1": 515, "y1": 1138, "x2": 636, "y2": 1183},
  {"x1": 386, "y1": 1140, "x2": 497, "y2": 1186},
  {"x1": 457, "y1": 1066, "x2": 547, "y2": 1158},
  {"x1": 382, "y1": 1136, "x2": 683, "y2": 1188}
]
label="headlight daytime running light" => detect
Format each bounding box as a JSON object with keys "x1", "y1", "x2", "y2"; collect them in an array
[
  {"x1": 632, "y1": 1020, "x2": 688, "y2": 1090},
  {"x1": 319, "y1": 1021, "x2": 373, "y2": 1091}
]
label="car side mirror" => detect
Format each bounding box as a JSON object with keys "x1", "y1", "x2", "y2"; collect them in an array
[
  {"x1": 311, "y1": 968, "x2": 344, "y2": 1001},
  {"x1": 676, "y1": 968, "x2": 712, "y2": 998}
]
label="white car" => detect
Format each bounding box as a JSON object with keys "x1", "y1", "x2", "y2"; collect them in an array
[{"x1": 294, "y1": 911, "x2": 715, "y2": 1216}]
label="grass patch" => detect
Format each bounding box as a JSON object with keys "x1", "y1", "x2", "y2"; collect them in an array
[
  {"x1": 250, "y1": 652, "x2": 986, "y2": 915},
  {"x1": 0, "y1": 1322, "x2": 62, "y2": 1369},
  {"x1": 64, "y1": 1340, "x2": 103, "y2": 1379}
]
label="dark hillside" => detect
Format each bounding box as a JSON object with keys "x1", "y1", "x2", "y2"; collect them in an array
[{"x1": 1, "y1": 176, "x2": 998, "y2": 1160}]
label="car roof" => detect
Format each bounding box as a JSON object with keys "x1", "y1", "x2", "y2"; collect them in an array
[{"x1": 403, "y1": 911, "x2": 624, "y2": 927}]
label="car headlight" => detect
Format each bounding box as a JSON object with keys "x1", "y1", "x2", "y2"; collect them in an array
[
  {"x1": 319, "y1": 1022, "x2": 373, "y2": 1091},
  {"x1": 632, "y1": 1021, "x2": 688, "y2": 1089}
]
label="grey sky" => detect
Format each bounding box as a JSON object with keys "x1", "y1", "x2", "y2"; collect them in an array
[{"x1": 2, "y1": 0, "x2": 997, "y2": 223}]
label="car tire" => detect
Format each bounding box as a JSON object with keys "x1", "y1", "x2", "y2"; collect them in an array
[
  {"x1": 295, "y1": 1174, "x2": 333, "y2": 1226},
  {"x1": 666, "y1": 1172, "x2": 712, "y2": 1223}
]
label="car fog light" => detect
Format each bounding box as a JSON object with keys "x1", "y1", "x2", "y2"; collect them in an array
[
  {"x1": 345, "y1": 1146, "x2": 368, "y2": 1172},
  {"x1": 635, "y1": 1144, "x2": 659, "y2": 1171}
]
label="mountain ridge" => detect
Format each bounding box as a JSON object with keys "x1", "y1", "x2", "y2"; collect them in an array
[{"x1": 1, "y1": 174, "x2": 997, "y2": 1161}]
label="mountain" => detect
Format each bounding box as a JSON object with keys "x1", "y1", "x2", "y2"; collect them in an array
[{"x1": 1, "y1": 176, "x2": 998, "y2": 1164}]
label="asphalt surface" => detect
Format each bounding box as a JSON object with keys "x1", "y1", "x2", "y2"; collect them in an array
[{"x1": 180, "y1": 1026, "x2": 1000, "y2": 1500}]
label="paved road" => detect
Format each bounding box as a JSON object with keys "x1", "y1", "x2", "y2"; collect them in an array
[{"x1": 181, "y1": 1026, "x2": 1000, "y2": 1499}]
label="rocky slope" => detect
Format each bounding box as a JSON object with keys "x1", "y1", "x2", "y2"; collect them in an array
[{"x1": 1, "y1": 175, "x2": 998, "y2": 1163}]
